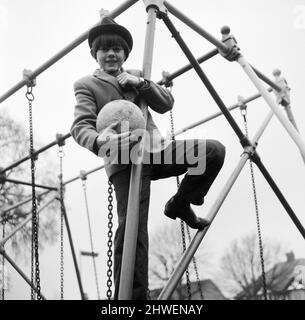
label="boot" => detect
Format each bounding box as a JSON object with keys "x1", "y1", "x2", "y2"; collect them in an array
[{"x1": 164, "y1": 195, "x2": 210, "y2": 230}]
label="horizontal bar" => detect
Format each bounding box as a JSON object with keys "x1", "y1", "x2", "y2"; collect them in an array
[
  {"x1": 164, "y1": 1, "x2": 282, "y2": 92},
  {"x1": 0, "y1": 0, "x2": 140, "y2": 104},
  {"x1": 4, "y1": 178, "x2": 57, "y2": 191},
  {"x1": 0, "y1": 133, "x2": 71, "y2": 175},
  {"x1": 157, "y1": 49, "x2": 219, "y2": 85},
  {"x1": 80, "y1": 251, "x2": 99, "y2": 257},
  {"x1": 63, "y1": 164, "x2": 105, "y2": 186},
  {"x1": 174, "y1": 91, "x2": 266, "y2": 137},
  {"x1": 1, "y1": 189, "x2": 52, "y2": 217},
  {"x1": 1, "y1": 196, "x2": 56, "y2": 245},
  {"x1": 62, "y1": 90, "x2": 270, "y2": 186}
]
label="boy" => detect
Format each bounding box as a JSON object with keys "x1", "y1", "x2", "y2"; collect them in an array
[{"x1": 71, "y1": 16, "x2": 225, "y2": 300}]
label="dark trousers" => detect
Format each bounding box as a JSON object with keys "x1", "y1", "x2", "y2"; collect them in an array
[{"x1": 111, "y1": 139, "x2": 225, "y2": 299}]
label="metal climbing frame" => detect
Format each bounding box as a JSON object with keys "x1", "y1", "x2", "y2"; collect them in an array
[{"x1": 0, "y1": 0, "x2": 304, "y2": 300}]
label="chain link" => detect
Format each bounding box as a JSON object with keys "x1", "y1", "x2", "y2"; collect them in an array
[
  {"x1": 106, "y1": 180, "x2": 114, "y2": 300},
  {"x1": 185, "y1": 227, "x2": 204, "y2": 300},
  {"x1": 26, "y1": 85, "x2": 41, "y2": 300},
  {"x1": 58, "y1": 146, "x2": 64, "y2": 300},
  {"x1": 170, "y1": 107, "x2": 191, "y2": 298},
  {"x1": 241, "y1": 110, "x2": 267, "y2": 300},
  {"x1": 1, "y1": 221, "x2": 5, "y2": 300}
]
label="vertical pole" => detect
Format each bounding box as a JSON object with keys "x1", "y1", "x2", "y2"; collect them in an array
[{"x1": 118, "y1": 5, "x2": 157, "y2": 300}]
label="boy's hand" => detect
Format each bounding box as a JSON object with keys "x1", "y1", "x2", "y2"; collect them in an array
[
  {"x1": 96, "y1": 121, "x2": 118, "y2": 148},
  {"x1": 117, "y1": 72, "x2": 141, "y2": 88},
  {"x1": 97, "y1": 121, "x2": 139, "y2": 159}
]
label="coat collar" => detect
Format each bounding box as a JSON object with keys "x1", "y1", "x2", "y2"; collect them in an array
[
  {"x1": 93, "y1": 68, "x2": 123, "y2": 94},
  {"x1": 93, "y1": 68, "x2": 141, "y2": 102}
]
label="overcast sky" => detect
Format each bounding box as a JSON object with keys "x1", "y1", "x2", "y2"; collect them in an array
[{"x1": 1, "y1": 0, "x2": 305, "y2": 300}]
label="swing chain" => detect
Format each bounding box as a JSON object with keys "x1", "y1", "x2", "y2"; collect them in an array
[
  {"x1": 240, "y1": 108, "x2": 268, "y2": 300},
  {"x1": 58, "y1": 145, "x2": 65, "y2": 300},
  {"x1": 26, "y1": 84, "x2": 41, "y2": 300},
  {"x1": 1, "y1": 220, "x2": 5, "y2": 300},
  {"x1": 107, "y1": 180, "x2": 114, "y2": 300},
  {"x1": 169, "y1": 106, "x2": 205, "y2": 300},
  {"x1": 186, "y1": 227, "x2": 204, "y2": 300}
]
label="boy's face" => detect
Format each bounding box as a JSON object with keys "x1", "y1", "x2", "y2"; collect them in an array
[{"x1": 96, "y1": 45, "x2": 126, "y2": 76}]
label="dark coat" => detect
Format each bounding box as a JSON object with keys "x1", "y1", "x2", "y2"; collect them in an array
[{"x1": 70, "y1": 68, "x2": 174, "y2": 179}]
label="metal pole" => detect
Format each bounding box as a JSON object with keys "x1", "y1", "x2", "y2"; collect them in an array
[
  {"x1": 157, "y1": 49, "x2": 219, "y2": 85},
  {"x1": 0, "y1": 250, "x2": 47, "y2": 300},
  {"x1": 238, "y1": 56, "x2": 305, "y2": 160},
  {"x1": 0, "y1": 133, "x2": 71, "y2": 175},
  {"x1": 252, "y1": 154, "x2": 305, "y2": 240},
  {"x1": 159, "y1": 153, "x2": 250, "y2": 299},
  {"x1": 160, "y1": 13, "x2": 250, "y2": 148},
  {"x1": 164, "y1": 1, "x2": 282, "y2": 93},
  {"x1": 3, "y1": 178, "x2": 57, "y2": 191},
  {"x1": 0, "y1": 196, "x2": 57, "y2": 246},
  {"x1": 174, "y1": 91, "x2": 266, "y2": 137},
  {"x1": 0, "y1": 0, "x2": 140, "y2": 104},
  {"x1": 158, "y1": 111, "x2": 274, "y2": 300},
  {"x1": 58, "y1": 197, "x2": 86, "y2": 300},
  {"x1": 164, "y1": 1, "x2": 227, "y2": 52},
  {"x1": 284, "y1": 105, "x2": 299, "y2": 132},
  {"x1": 63, "y1": 165, "x2": 105, "y2": 186},
  {"x1": 251, "y1": 111, "x2": 273, "y2": 144},
  {"x1": 1, "y1": 189, "x2": 52, "y2": 217},
  {"x1": 118, "y1": 5, "x2": 157, "y2": 300}
]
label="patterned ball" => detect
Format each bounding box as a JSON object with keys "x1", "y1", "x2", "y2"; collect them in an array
[{"x1": 96, "y1": 99, "x2": 145, "y2": 133}]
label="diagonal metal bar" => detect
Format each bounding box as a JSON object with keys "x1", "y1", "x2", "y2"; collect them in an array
[
  {"x1": 0, "y1": 250, "x2": 47, "y2": 300},
  {"x1": 173, "y1": 91, "x2": 270, "y2": 138},
  {"x1": 164, "y1": 1, "x2": 282, "y2": 93},
  {"x1": 0, "y1": 0, "x2": 140, "y2": 104},
  {"x1": 160, "y1": 12, "x2": 251, "y2": 147},
  {"x1": 0, "y1": 196, "x2": 57, "y2": 246},
  {"x1": 158, "y1": 110, "x2": 275, "y2": 300},
  {"x1": 1, "y1": 189, "x2": 52, "y2": 217},
  {"x1": 158, "y1": 152, "x2": 250, "y2": 299},
  {"x1": 57, "y1": 197, "x2": 86, "y2": 300},
  {"x1": 238, "y1": 56, "x2": 305, "y2": 161},
  {"x1": 0, "y1": 133, "x2": 71, "y2": 175},
  {"x1": 252, "y1": 153, "x2": 305, "y2": 240},
  {"x1": 157, "y1": 49, "x2": 219, "y2": 86}
]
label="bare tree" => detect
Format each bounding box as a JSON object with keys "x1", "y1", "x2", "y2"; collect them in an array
[
  {"x1": 217, "y1": 232, "x2": 287, "y2": 299},
  {"x1": 0, "y1": 111, "x2": 59, "y2": 262},
  {"x1": 149, "y1": 222, "x2": 212, "y2": 299}
]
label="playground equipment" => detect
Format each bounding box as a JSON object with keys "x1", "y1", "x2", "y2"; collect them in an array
[{"x1": 1, "y1": 0, "x2": 305, "y2": 300}]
